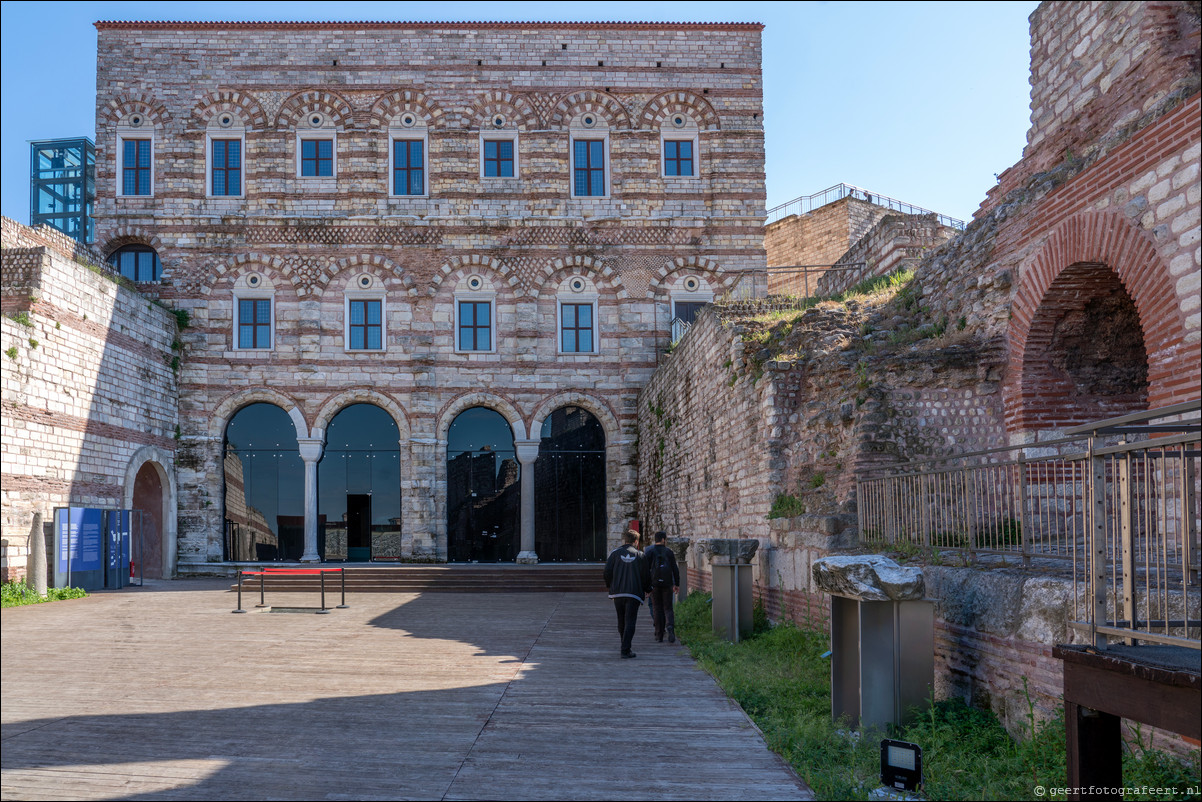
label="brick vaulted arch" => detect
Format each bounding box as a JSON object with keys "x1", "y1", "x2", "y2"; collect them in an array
[
  {"x1": 1005, "y1": 210, "x2": 1190, "y2": 430},
  {"x1": 275, "y1": 89, "x2": 355, "y2": 130},
  {"x1": 639, "y1": 90, "x2": 721, "y2": 131}
]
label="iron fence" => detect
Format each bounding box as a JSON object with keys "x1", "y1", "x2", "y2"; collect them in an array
[
  {"x1": 766, "y1": 183, "x2": 966, "y2": 230},
  {"x1": 856, "y1": 401, "x2": 1201, "y2": 649}
]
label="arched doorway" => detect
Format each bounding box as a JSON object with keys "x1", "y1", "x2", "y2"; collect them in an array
[
  {"x1": 318, "y1": 404, "x2": 401, "y2": 562},
  {"x1": 132, "y1": 462, "x2": 164, "y2": 578},
  {"x1": 535, "y1": 406, "x2": 607, "y2": 562},
  {"x1": 1020, "y1": 262, "x2": 1149, "y2": 427},
  {"x1": 446, "y1": 407, "x2": 519, "y2": 562},
  {"x1": 223, "y1": 403, "x2": 304, "y2": 561}
]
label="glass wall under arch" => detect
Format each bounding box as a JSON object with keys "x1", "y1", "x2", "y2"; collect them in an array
[
  {"x1": 535, "y1": 406, "x2": 607, "y2": 562},
  {"x1": 446, "y1": 407, "x2": 519, "y2": 562},
  {"x1": 223, "y1": 403, "x2": 304, "y2": 561},
  {"x1": 318, "y1": 404, "x2": 402, "y2": 562}
]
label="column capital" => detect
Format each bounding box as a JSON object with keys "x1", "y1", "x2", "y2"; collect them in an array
[
  {"x1": 514, "y1": 439, "x2": 541, "y2": 464},
  {"x1": 297, "y1": 437, "x2": 324, "y2": 462}
]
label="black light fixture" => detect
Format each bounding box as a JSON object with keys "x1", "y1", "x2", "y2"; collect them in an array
[{"x1": 880, "y1": 739, "x2": 922, "y2": 793}]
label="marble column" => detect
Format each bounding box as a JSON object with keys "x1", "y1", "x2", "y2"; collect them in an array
[
  {"x1": 514, "y1": 439, "x2": 540, "y2": 564},
  {"x1": 297, "y1": 437, "x2": 324, "y2": 563}
]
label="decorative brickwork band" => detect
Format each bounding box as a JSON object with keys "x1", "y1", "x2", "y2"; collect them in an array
[
  {"x1": 274, "y1": 88, "x2": 356, "y2": 130},
  {"x1": 99, "y1": 93, "x2": 172, "y2": 127},
  {"x1": 189, "y1": 90, "x2": 269, "y2": 129},
  {"x1": 548, "y1": 89, "x2": 632, "y2": 129},
  {"x1": 640, "y1": 91, "x2": 722, "y2": 130},
  {"x1": 368, "y1": 89, "x2": 446, "y2": 130},
  {"x1": 465, "y1": 90, "x2": 541, "y2": 131}
]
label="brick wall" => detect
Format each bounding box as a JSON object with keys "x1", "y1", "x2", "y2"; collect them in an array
[
  {"x1": 1, "y1": 218, "x2": 178, "y2": 581},
  {"x1": 764, "y1": 197, "x2": 895, "y2": 294},
  {"x1": 813, "y1": 213, "x2": 959, "y2": 296}
]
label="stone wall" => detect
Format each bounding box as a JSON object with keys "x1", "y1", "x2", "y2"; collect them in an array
[
  {"x1": 813, "y1": 213, "x2": 959, "y2": 297},
  {"x1": 1, "y1": 218, "x2": 178, "y2": 581},
  {"x1": 91, "y1": 22, "x2": 766, "y2": 568},
  {"x1": 764, "y1": 197, "x2": 894, "y2": 294}
]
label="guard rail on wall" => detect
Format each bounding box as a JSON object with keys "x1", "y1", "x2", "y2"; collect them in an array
[
  {"x1": 765, "y1": 183, "x2": 966, "y2": 230},
  {"x1": 856, "y1": 400, "x2": 1201, "y2": 650},
  {"x1": 670, "y1": 317, "x2": 691, "y2": 345}
]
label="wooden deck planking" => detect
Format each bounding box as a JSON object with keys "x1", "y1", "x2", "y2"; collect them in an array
[{"x1": 2, "y1": 579, "x2": 811, "y2": 800}]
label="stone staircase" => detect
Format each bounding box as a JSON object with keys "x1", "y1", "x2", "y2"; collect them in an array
[{"x1": 227, "y1": 564, "x2": 607, "y2": 594}]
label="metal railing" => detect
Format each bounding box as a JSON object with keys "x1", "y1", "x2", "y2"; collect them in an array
[
  {"x1": 763, "y1": 262, "x2": 867, "y2": 300},
  {"x1": 766, "y1": 183, "x2": 966, "y2": 230},
  {"x1": 857, "y1": 401, "x2": 1201, "y2": 649},
  {"x1": 670, "y1": 317, "x2": 691, "y2": 345}
]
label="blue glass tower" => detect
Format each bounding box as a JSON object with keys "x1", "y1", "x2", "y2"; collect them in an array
[{"x1": 30, "y1": 137, "x2": 95, "y2": 243}]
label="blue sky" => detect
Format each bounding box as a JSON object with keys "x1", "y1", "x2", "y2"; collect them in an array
[{"x1": 0, "y1": 1, "x2": 1039, "y2": 226}]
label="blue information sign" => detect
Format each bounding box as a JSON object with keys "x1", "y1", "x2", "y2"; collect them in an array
[{"x1": 57, "y1": 507, "x2": 104, "y2": 573}]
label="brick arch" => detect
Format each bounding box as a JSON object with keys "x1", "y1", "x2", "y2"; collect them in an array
[
  {"x1": 189, "y1": 90, "x2": 269, "y2": 129},
  {"x1": 314, "y1": 255, "x2": 419, "y2": 298},
  {"x1": 429, "y1": 255, "x2": 522, "y2": 297},
  {"x1": 639, "y1": 90, "x2": 721, "y2": 131},
  {"x1": 1005, "y1": 210, "x2": 1188, "y2": 430},
  {"x1": 311, "y1": 389, "x2": 412, "y2": 441},
  {"x1": 464, "y1": 90, "x2": 541, "y2": 131},
  {"x1": 530, "y1": 255, "x2": 627, "y2": 300},
  {"x1": 368, "y1": 89, "x2": 446, "y2": 129},
  {"x1": 199, "y1": 254, "x2": 289, "y2": 296},
  {"x1": 209, "y1": 388, "x2": 308, "y2": 440},
  {"x1": 98, "y1": 227, "x2": 166, "y2": 259},
  {"x1": 528, "y1": 391, "x2": 621, "y2": 445},
  {"x1": 275, "y1": 89, "x2": 355, "y2": 130},
  {"x1": 436, "y1": 393, "x2": 528, "y2": 442},
  {"x1": 547, "y1": 89, "x2": 632, "y2": 129},
  {"x1": 650, "y1": 256, "x2": 736, "y2": 297},
  {"x1": 99, "y1": 93, "x2": 172, "y2": 127}
]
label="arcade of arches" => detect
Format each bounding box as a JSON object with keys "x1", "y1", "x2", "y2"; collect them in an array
[{"x1": 222, "y1": 401, "x2": 607, "y2": 563}]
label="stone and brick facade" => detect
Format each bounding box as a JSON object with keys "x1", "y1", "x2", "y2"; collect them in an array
[
  {"x1": 1, "y1": 218, "x2": 179, "y2": 581},
  {"x1": 90, "y1": 21, "x2": 766, "y2": 570}
]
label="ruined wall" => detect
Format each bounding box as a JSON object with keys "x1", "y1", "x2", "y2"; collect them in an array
[
  {"x1": 813, "y1": 213, "x2": 959, "y2": 297},
  {"x1": 764, "y1": 197, "x2": 894, "y2": 294},
  {"x1": 1, "y1": 218, "x2": 178, "y2": 581}
]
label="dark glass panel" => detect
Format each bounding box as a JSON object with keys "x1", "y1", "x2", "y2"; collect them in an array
[
  {"x1": 535, "y1": 406, "x2": 607, "y2": 561},
  {"x1": 447, "y1": 407, "x2": 519, "y2": 562},
  {"x1": 319, "y1": 404, "x2": 402, "y2": 561},
  {"x1": 223, "y1": 403, "x2": 304, "y2": 561}
]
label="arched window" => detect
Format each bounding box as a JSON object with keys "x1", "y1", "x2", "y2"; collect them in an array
[
  {"x1": 108, "y1": 244, "x2": 161, "y2": 282},
  {"x1": 535, "y1": 406, "x2": 607, "y2": 562},
  {"x1": 318, "y1": 404, "x2": 401, "y2": 562},
  {"x1": 223, "y1": 403, "x2": 303, "y2": 561},
  {"x1": 446, "y1": 407, "x2": 518, "y2": 562}
]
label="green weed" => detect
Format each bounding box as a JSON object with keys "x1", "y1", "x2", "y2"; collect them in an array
[
  {"x1": 768, "y1": 493, "x2": 806, "y2": 519},
  {"x1": 1, "y1": 580, "x2": 87, "y2": 608}
]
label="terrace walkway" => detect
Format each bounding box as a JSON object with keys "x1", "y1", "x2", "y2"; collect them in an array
[{"x1": 1, "y1": 579, "x2": 811, "y2": 801}]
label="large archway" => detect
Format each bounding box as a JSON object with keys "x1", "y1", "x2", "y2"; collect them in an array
[
  {"x1": 1018, "y1": 262, "x2": 1150, "y2": 428},
  {"x1": 223, "y1": 403, "x2": 304, "y2": 561},
  {"x1": 534, "y1": 405, "x2": 608, "y2": 562},
  {"x1": 318, "y1": 404, "x2": 402, "y2": 562},
  {"x1": 446, "y1": 407, "x2": 520, "y2": 562}
]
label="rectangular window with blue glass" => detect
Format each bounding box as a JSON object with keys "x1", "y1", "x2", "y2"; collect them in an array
[
  {"x1": 300, "y1": 138, "x2": 333, "y2": 177},
  {"x1": 393, "y1": 139, "x2": 425, "y2": 195},
  {"x1": 122, "y1": 139, "x2": 152, "y2": 196},
  {"x1": 664, "y1": 140, "x2": 694, "y2": 177},
  {"x1": 211, "y1": 139, "x2": 241, "y2": 196},
  {"x1": 573, "y1": 139, "x2": 605, "y2": 197},
  {"x1": 458, "y1": 301, "x2": 491, "y2": 351},
  {"x1": 561, "y1": 303, "x2": 594, "y2": 353},
  {"x1": 238, "y1": 299, "x2": 272, "y2": 349},
  {"x1": 349, "y1": 299, "x2": 383, "y2": 350},
  {"x1": 483, "y1": 139, "x2": 514, "y2": 177}
]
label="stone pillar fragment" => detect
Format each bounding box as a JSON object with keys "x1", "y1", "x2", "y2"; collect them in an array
[
  {"x1": 514, "y1": 439, "x2": 540, "y2": 564},
  {"x1": 29, "y1": 512, "x2": 46, "y2": 597},
  {"x1": 298, "y1": 438, "x2": 324, "y2": 563}
]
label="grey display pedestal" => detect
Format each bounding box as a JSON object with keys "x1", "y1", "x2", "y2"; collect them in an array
[
  {"x1": 712, "y1": 563, "x2": 753, "y2": 642},
  {"x1": 830, "y1": 596, "x2": 934, "y2": 729}
]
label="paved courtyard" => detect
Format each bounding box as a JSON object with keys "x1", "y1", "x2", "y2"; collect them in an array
[{"x1": 1, "y1": 580, "x2": 811, "y2": 800}]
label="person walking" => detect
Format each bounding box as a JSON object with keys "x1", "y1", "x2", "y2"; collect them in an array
[
  {"x1": 604, "y1": 530, "x2": 651, "y2": 658},
  {"x1": 646, "y1": 531, "x2": 681, "y2": 643}
]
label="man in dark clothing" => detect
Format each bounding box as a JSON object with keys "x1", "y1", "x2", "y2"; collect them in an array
[
  {"x1": 645, "y1": 531, "x2": 681, "y2": 643},
  {"x1": 604, "y1": 530, "x2": 651, "y2": 658}
]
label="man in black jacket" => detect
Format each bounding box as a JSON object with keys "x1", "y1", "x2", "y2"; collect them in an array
[
  {"x1": 604, "y1": 530, "x2": 651, "y2": 658},
  {"x1": 645, "y1": 531, "x2": 681, "y2": 643}
]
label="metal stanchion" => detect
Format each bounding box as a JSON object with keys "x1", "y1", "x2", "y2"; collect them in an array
[
  {"x1": 257, "y1": 570, "x2": 267, "y2": 608},
  {"x1": 317, "y1": 570, "x2": 330, "y2": 613},
  {"x1": 337, "y1": 567, "x2": 349, "y2": 608},
  {"x1": 233, "y1": 571, "x2": 246, "y2": 613}
]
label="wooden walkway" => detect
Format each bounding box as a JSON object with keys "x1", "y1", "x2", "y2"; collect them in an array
[{"x1": 2, "y1": 579, "x2": 812, "y2": 801}]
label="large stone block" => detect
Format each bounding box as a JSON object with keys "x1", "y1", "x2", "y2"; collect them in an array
[{"x1": 811, "y1": 554, "x2": 925, "y2": 602}]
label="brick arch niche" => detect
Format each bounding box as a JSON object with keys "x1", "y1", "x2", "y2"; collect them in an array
[{"x1": 1006, "y1": 211, "x2": 1187, "y2": 431}]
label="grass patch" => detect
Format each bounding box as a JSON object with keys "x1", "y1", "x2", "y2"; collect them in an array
[
  {"x1": 767, "y1": 493, "x2": 807, "y2": 519},
  {"x1": 1, "y1": 580, "x2": 88, "y2": 608},
  {"x1": 675, "y1": 593, "x2": 1200, "y2": 800}
]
